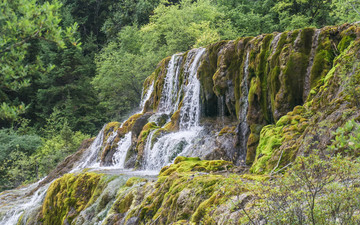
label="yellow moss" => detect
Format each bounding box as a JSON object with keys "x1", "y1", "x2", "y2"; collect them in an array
[
  {"x1": 119, "y1": 113, "x2": 143, "y2": 135},
  {"x1": 104, "y1": 122, "x2": 121, "y2": 142},
  {"x1": 41, "y1": 173, "x2": 103, "y2": 225},
  {"x1": 159, "y1": 157, "x2": 233, "y2": 177},
  {"x1": 218, "y1": 126, "x2": 236, "y2": 136},
  {"x1": 125, "y1": 177, "x2": 147, "y2": 187}
]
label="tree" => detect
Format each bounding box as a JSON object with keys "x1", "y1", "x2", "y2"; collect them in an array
[
  {"x1": 331, "y1": 0, "x2": 360, "y2": 23},
  {"x1": 0, "y1": 0, "x2": 78, "y2": 126},
  {"x1": 93, "y1": 0, "x2": 238, "y2": 119}
]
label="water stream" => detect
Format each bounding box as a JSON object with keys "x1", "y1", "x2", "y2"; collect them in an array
[
  {"x1": 304, "y1": 29, "x2": 321, "y2": 100},
  {"x1": 238, "y1": 51, "x2": 251, "y2": 162}
]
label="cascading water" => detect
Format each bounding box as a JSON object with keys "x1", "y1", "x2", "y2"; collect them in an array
[
  {"x1": 139, "y1": 81, "x2": 154, "y2": 109},
  {"x1": 179, "y1": 48, "x2": 206, "y2": 130},
  {"x1": 70, "y1": 125, "x2": 106, "y2": 172},
  {"x1": 112, "y1": 132, "x2": 132, "y2": 168},
  {"x1": 0, "y1": 181, "x2": 51, "y2": 225},
  {"x1": 142, "y1": 48, "x2": 206, "y2": 171},
  {"x1": 303, "y1": 29, "x2": 321, "y2": 100},
  {"x1": 237, "y1": 51, "x2": 251, "y2": 163},
  {"x1": 158, "y1": 54, "x2": 183, "y2": 114}
]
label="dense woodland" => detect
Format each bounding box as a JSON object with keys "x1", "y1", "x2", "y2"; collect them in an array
[{"x1": 0, "y1": 0, "x2": 359, "y2": 191}]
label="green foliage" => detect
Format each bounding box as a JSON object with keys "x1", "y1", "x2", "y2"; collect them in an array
[
  {"x1": 141, "y1": 0, "x2": 237, "y2": 54},
  {"x1": 331, "y1": 0, "x2": 360, "y2": 23},
  {"x1": 245, "y1": 153, "x2": 360, "y2": 224},
  {"x1": 34, "y1": 123, "x2": 89, "y2": 178},
  {"x1": 0, "y1": 117, "x2": 88, "y2": 191},
  {"x1": 93, "y1": 26, "x2": 145, "y2": 120},
  {"x1": 93, "y1": 0, "x2": 237, "y2": 119},
  {"x1": 271, "y1": 0, "x2": 334, "y2": 30},
  {"x1": 101, "y1": 0, "x2": 160, "y2": 39},
  {"x1": 35, "y1": 42, "x2": 106, "y2": 135},
  {"x1": 328, "y1": 119, "x2": 360, "y2": 156},
  {"x1": 0, "y1": 128, "x2": 41, "y2": 190},
  {"x1": 0, "y1": 0, "x2": 78, "y2": 124}
]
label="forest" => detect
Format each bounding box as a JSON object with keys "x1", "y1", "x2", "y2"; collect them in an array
[{"x1": 1, "y1": 0, "x2": 360, "y2": 223}]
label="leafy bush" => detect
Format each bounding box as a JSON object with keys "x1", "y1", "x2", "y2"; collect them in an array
[
  {"x1": 240, "y1": 120, "x2": 360, "y2": 224},
  {"x1": 0, "y1": 119, "x2": 89, "y2": 191},
  {"x1": 328, "y1": 119, "x2": 360, "y2": 156},
  {"x1": 243, "y1": 154, "x2": 360, "y2": 224}
]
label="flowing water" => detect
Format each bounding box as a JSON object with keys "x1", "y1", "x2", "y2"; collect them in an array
[
  {"x1": 71, "y1": 125, "x2": 106, "y2": 172},
  {"x1": 139, "y1": 81, "x2": 154, "y2": 109},
  {"x1": 179, "y1": 48, "x2": 206, "y2": 130},
  {"x1": 0, "y1": 180, "x2": 50, "y2": 225},
  {"x1": 158, "y1": 54, "x2": 183, "y2": 114},
  {"x1": 238, "y1": 51, "x2": 251, "y2": 162},
  {"x1": 112, "y1": 132, "x2": 132, "y2": 169},
  {"x1": 304, "y1": 29, "x2": 321, "y2": 100},
  {"x1": 143, "y1": 48, "x2": 206, "y2": 170}
]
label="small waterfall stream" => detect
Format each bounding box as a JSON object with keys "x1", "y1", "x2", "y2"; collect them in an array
[
  {"x1": 142, "y1": 48, "x2": 206, "y2": 170},
  {"x1": 139, "y1": 81, "x2": 154, "y2": 109},
  {"x1": 179, "y1": 48, "x2": 206, "y2": 130},
  {"x1": 71, "y1": 125, "x2": 106, "y2": 172},
  {"x1": 158, "y1": 54, "x2": 183, "y2": 114},
  {"x1": 237, "y1": 51, "x2": 251, "y2": 162},
  {"x1": 112, "y1": 132, "x2": 132, "y2": 169},
  {"x1": 304, "y1": 29, "x2": 321, "y2": 100}
]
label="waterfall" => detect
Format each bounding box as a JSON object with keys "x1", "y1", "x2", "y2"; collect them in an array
[
  {"x1": 112, "y1": 132, "x2": 132, "y2": 169},
  {"x1": 142, "y1": 48, "x2": 206, "y2": 170},
  {"x1": 238, "y1": 51, "x2": 251, "y2": 162},
  {"x1": 158, "y1": 53, "x2": 183, "y2": 114},
  {"x1": 143, "y1": 130, "x2": 198, "y2": 171},
  {"x1": 218, "y1": 95, "x2": 225, "y2": 126},
  {"x1": 139, "y1": 81, "x2": 154, "y2": 109},
  {"x1": 0, "y1": 181, "x2": 50, "y2": 225},
  {"x1": 70, "y1": 125, "x2": 106, "y2": 172},
  {"x1": 303, "y1": 29, "x2": 321, "y2": 100},
  {"x1": 179, "y1": 48, "x2": 206, "y2": 130}
]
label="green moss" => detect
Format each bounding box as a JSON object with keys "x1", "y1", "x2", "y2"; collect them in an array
[
  {"x1": 250, "y1": 125, "x2": 283, "y2": 174},
  {"x1": 159, "y1": 157, "x2": 233, "y2": 177},
  {"x1": 153, "y1": 57, "x2": 171, "y2": 111},
  {"x1": 190, "y1": 193, "x2": 216, "y2": 223},
  {"x1": 338, "y1": 26, "x2": 358, "y2": 53},
  {"x1": 135, "y1": 122, "x2": 159, "y2": 167},
  {"x1": 125, "y1": 177, "x2": 147, "y2": 187},
  {"x1": 218, "y1": 126, "x2": 236, "y2": 136},
  {"x1": 119, "y1": 113, "x2": 143, "y2": 135},
  {"x1": 41, "y1": 173, "x2": 103, "y2": 225},
  {"x1": 104, "y1": 122, "x2": 121, "y2": 142}
]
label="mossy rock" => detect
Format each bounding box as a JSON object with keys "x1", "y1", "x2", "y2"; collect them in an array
[
  {"x1": 41, "y1": 173, "x2": 104, "y2": 225},
  {"x1": 159, "y1": 157, "x2": 233, "y2": 177}
]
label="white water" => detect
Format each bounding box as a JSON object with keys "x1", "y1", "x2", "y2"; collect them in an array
[
  {"x1": 158, "y1": 54, "x2": 183, "y2": 114},
  {"x1": 71, "y1": 125, "x2": 106, "y2": 172},
  {"x1": 303, "y1": 29, "x2": 321, "y2": 100},
  {"x1": 142, "y1": 48, "x2": 206, "y2": 171},
  {"x1": 179, "y1": 48, "x2": 206, "y2": 130},
  {"x1": 143, "y1": 129, "x2": 201, "y2": 170},
  {"x1": 139, "y1": 81, "x2": 154, "y2": 109},
  {"x1": 238, "y1": 51, "x2": 251, "y2": 162},
  {"x1": 0, "y1": 181, "x2": 50, "y2": 225},
  {"x1": 112, "y1": 132, "x2": 132, "y2": 169}
]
